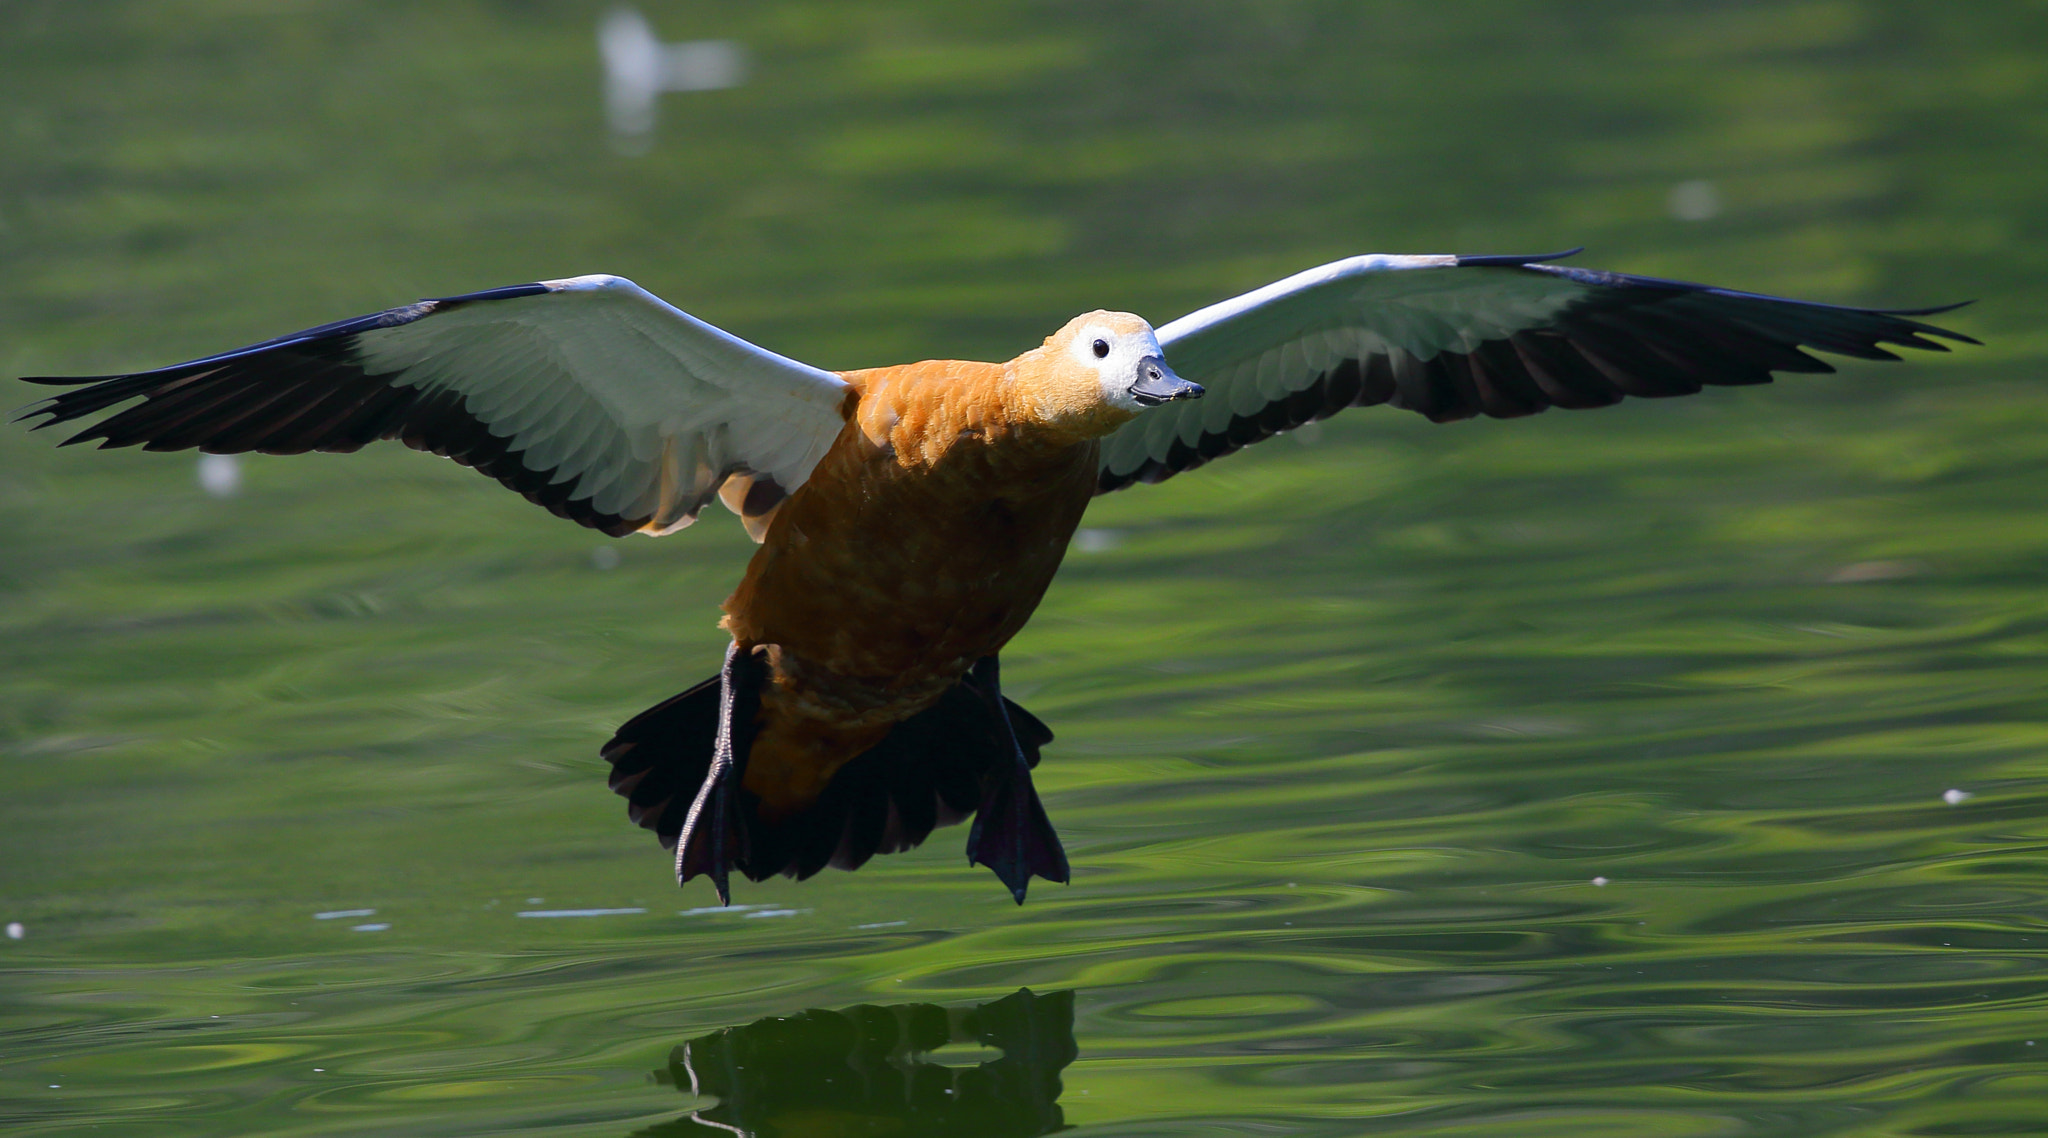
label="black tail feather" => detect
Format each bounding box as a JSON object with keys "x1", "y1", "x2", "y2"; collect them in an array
[
  {"x1": 602, "y1": 674, "x2": 721, "y2": 850},
  {"x1": 601, "y1": 671, "x2": 1056, "y2": 889}
]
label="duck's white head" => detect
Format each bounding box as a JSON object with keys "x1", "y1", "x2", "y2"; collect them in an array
[{"x1": 1024, "y1": 311, "x2": 1204, "y2": 430}]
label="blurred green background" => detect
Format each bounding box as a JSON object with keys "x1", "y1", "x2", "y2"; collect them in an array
[{"x1": 4, "y1": 2, "x2": 2047, "y2": 1135}]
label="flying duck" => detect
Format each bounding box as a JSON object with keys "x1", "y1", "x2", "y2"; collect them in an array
[{"x1": 16, "y1": 250, "x2": 1974, "y2": 903}]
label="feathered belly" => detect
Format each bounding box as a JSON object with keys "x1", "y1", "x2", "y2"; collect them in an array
[{"x1": 719, "y1": 428, "x2": 1097, "y2": 818}]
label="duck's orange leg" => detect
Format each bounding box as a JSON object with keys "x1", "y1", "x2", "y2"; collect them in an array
[
  {"x1": 963, "y1": 655, "x2": 1071, "y2": 903},
  {"x1": 675, "y1": 642, "x2": 764, "y2": 905}
]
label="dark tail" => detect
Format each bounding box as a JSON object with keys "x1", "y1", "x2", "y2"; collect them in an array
[{"x1": 601, "y1": 674, "x2": 1056, "y2": 885}]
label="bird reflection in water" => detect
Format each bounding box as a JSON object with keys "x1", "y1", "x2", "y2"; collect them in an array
[{"x1": 631, "y1": 988, "x2": 1076, "y2": 1138}]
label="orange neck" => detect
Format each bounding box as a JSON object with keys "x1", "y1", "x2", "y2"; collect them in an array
[{"x1": 840, "y1": 354, "x2": 1136, "y2": 466}]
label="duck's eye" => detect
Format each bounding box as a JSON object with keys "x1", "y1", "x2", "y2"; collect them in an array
[{"x1": 1092, "y1": 338, "x2": 1110, "y2": 359}]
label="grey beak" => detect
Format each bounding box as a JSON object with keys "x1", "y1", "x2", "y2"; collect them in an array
[{"x1": 1131, "y1": 355, "x2": 1204, "y2": 406}]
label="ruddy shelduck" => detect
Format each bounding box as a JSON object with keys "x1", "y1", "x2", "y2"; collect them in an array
[{"x1": 18, "y1": 250, "x2": 1974, "y2": 902}]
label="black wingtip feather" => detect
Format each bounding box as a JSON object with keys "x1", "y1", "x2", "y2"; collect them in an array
[
  {"x1": 1456, "y1": 247, "x2": 1585, "y2": 267},
  {"x1": 20, "y1": 374, "x2": 117, "y2": 387},
  {"x1": 1873, "y1": 297, "x2": 1976, "y2": 321}
]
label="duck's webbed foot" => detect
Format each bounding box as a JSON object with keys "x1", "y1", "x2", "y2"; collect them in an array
[
  {"x1": 675, "y1": 642, "x2": 762, "y2": 905},
  {"x1": 963, "y1": 655, "x2": 1070, "y2": 904}
]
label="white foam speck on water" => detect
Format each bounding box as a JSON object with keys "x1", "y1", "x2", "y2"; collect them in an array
[
  {"x1": 351, "y1": 923, "x2": 390, "y2": 932},
  {"x1": 1591, "y1": 877, "x2": 1611, "y2": 887},
  {"x1": 1667, "y1": 179, "x2": 1722, "y2": 221},
  {"x1": 856, "y1": 920, "x2": 908, "y2": 930},
  {"x1": 197, "y1": 452, "x2": 242, "y2": 497},
  {"x1": 1944, "y1": 788, "x2": 1973, "y2": 805},
  {"x1": 679, "y1": 904, "x2": 769, "y2": 916},
  {"x1": 744, "y1": 909, "x2": 805, "y2": 919},
  {"x1": 5, "y1": 922, "x2": 22, "y2": 940},
  {"x1": 313, "y1": 909, "x2": 375, "y2": 920},
  {"x1": 515, "y1": 907, "x2": 647, "y2": 919},
  {"x1": 1073, "y1": 528, "x2": 1123, "y2": 553}
]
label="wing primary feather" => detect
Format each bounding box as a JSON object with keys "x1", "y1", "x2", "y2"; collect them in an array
[
  {"x1": 1315, "y1": 357, "x2": 1365, "y2": 418},
  {"x1": 1594, "y1": 307, "x2": 1797, "y2": 383},
  {"x1": 144, "y1": 376, "x2": 327, "y2": 452},
  {"x1": 1463, "y1": 340, "x2": 1549, "y2": 417},
  {"x1": 218, "y1": 371, "x2": 394, "y2": 454},
  {"x1": 1674, "y1": 312, "x2": 1856, "y2": 373},
  {"x1": 1276, "y1": 381, "x2": 1326, "y2": 431},
  {"x1": 164, "y1": 354, "x2": 387, "y2": 452},
  {"x1": 1557, "y1": 321, "x2": 1704, "y2": 397},
  {"x1": 1708, "y1": 304, "x2": 1923, "y2": 360},
  {"x1": 1560, "y1": 327, "x2": 1699, "y2": 399},
  {"x1": 1384, "y1": 350, "x2": 1425, "y2": 415},
  {"x1": 1508, "y1": 332, "x2": 1626, "y2": 409},
  {"x1": 1609, "y1": 319, "x2": 1806, "y2": 386},
  {"x1": 102, "y1": 372, "x2": 298, "y2": 450},
  {"x1": 1523, "y1": 263, "x2": 1978, "y2": 338},
  {"x1": 25, "y1": 368, "x2": 218, "y2": 434},
  {"x1": 325, "y1": 382, "x2": 420, "y2": 449},
  {"x1": 1388, "y1": 350, "x2": 1475, "y2": 422},
  {"x1": 56, "y1": 370, "x2": 264, "y2": 448},
  {"x1": 1655, "y1": 306, "x2": 1856, "y2": 370},
  {"x1": 1155, "y1": 437, "x2": 1202, "y2": 481},
  {"x1": 1431, "y1": 351, "x2": 1489, "y2": 419},
  {"x1": 1224, "y1": 411, "x2": 1271, "y2": 450},
  {"x1": 1354, "y1": 352, "x2": 1398, "y2": 408},
  {"x1": 19, "y1": 368, "x2": 215, "y2": 426},
  {"x1": 255, "y1": 374, "x2": 411, "y2": 454},
  {"x1": 149, "y1": 359, "x2": 355, "y2": 452}
]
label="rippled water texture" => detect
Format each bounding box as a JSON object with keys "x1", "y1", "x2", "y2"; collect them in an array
[{"x1": 4, "y1": 3, "x2": 2047, "y2": 1135}]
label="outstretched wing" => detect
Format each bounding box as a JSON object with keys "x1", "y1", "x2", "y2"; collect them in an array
[
  {"x1": 16, "y1": 275, "x2": 851, "y2": 537},
  {"x1": 1097, "y1": 251, "x2": 1976, "y2": 493}
]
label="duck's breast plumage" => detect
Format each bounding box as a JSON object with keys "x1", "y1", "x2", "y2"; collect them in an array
[{"x1": 721, "y1": 359, "x2": 1098, "y2": 815}]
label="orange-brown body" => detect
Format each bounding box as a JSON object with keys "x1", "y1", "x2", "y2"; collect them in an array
[{"x1": 721, "y1": 347, "x2": 1136, "y2": 819}]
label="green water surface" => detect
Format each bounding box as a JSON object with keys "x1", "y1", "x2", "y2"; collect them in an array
[{"x1": 4, "y1": 3, "x2": 2048, "y2": 1135}]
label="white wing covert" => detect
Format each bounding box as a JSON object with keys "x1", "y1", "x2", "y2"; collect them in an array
[
  {"x1": 1097, "y1": 251, "x2": 1975, "y2": 493},
  {"x1": 18, "y1": 275, "x2": 851, "y2": 538}
]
